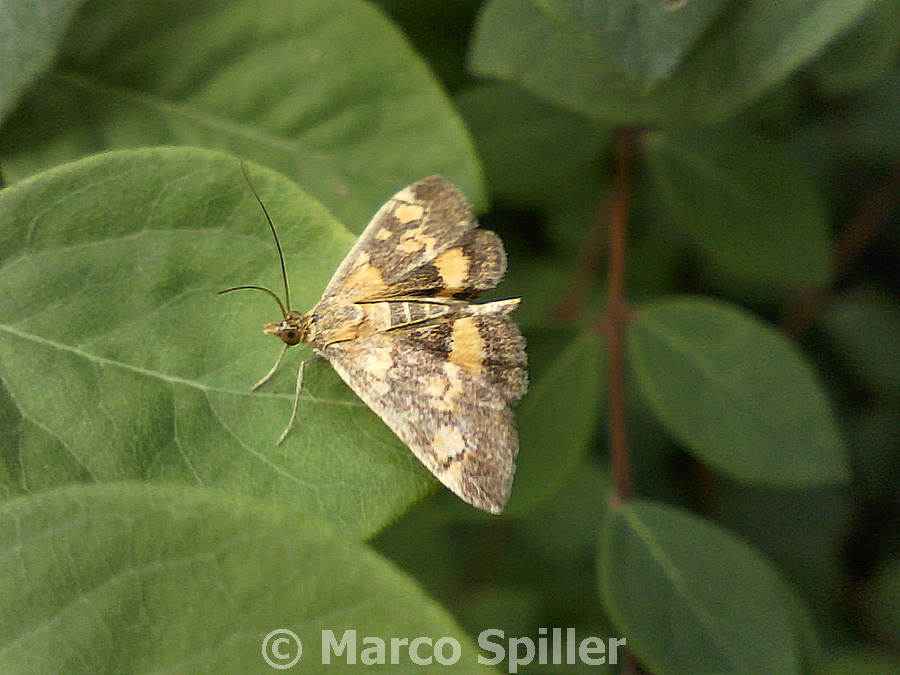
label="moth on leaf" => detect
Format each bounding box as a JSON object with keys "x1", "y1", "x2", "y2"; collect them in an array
[{"x1": 221, "y1": 166, "x2": 527, "y2": 514}]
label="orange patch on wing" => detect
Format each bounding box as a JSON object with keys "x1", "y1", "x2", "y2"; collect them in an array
[
  {"x1": 449, "y1": 317, "x2": 484, "y2": 372},
  {"x1": 343, "y1": 261, "x2": 387, "y2": 296},
  {"x1": 434, "y1": 247, "x2": 469, "y2": 290},
  {"x1": 393, "y1": 202, "x2": 425, "y2": 224},
  {"x1": 397, "y1": 222, "x2": 437, "y2": 254}
]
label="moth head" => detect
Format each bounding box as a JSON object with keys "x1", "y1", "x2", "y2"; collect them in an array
[
  {"x1": 217, "y1": 161, "x2": 301, "y2": 342},
  {"x1": 263, "y1": 310, "x2": 308, "y2": 346}
]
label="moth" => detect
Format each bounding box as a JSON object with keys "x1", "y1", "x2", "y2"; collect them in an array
[{"x1": 221, "y1": 166, "x2": 527, "y2": 513}]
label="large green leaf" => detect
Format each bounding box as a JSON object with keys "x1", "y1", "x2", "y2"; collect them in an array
[
  {"x1": 471, "y1": 0, "x2": 878, "y2": 125},
  {"x1": 0, "y1": 0, "x2": 483, "y2": 225},
  {"x1": 599, "y1": 500, "x2": 803, "y2": 674},
  {"x1": 0, "y1": 483, "x2": 494, "y2": 673},
  {"x1": 627, "y1": 297, "x2": 848, "y2": 486},
  {"x1": 0, "y1": 148, "x2": 437, "y2": 537},
  {"x1": 506, "y1": 0, "x2": 728, "y2": 89},
  {"x1": 710, "y1": 480, "x2": 852, "y2": 625},
  {"x1": 0, "y1": 0, "x2": 84, "y2": 120},
  {"x1": 809, "y1": 1, "x2": 900, "y2": 93},
  {"x1": 644, "y1": 128, "x2": 832, "y2": 289},
  {"x1": 456, "y1": 82, "x2": 609, "y2": 206}
]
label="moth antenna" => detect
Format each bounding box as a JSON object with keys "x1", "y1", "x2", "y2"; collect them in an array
[
  {"x1": 240, "y1": 160, "x2": 292, "y2": 313},
  {"x1": 217, "y1": 284, "x2": 288, "y2": 317}
]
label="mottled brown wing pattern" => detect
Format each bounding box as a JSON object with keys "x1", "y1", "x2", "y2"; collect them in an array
[
  {"x1": 321, "y1": 176, "x2": 506, "y2": 303},
  {"x1": 244, "y1": 173, "x2": 527, "y2": 513},
  {"x1": 322, "y1": 300, "x2": 527, "y2": 513}
]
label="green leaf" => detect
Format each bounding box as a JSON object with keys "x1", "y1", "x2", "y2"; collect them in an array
[
  {"x1": 599, "y1": 499, "x2": 802, "y2": 674},
  {"x1": 454, "y1": 588, "x2": 542, "y2": 641},
  {"x1": 627, "y1": 296, "x2": 849, "y2": 486},
  {"x1": 530, "y1": 0, "x2": 728, "y2": 88},
  {"x1": 644, "y1": 127, "x2": 832, "y2": 289},
  {"x1": 823, "y1": 651, "x2": 900, "y2": 675},
  {"x1": 0, "y1": 148, "x2": 436, "y2": 538},
  {"x1": 809, "y1": 1, "x2": 900, "y2": 93},
  {"x1": 371, "y1": 500, "x2": 459, "y2": 600},
  {"x1": 821, "y1": 288, "x2": 900, "y2": 400},
  {"x1": 866, "y1": 556, "x2": 900, "y2": 650},
  {"x1": 0, "y1": 0, "x2": 84, "y2": 121},
  {"x1": 375, "y1": 1, "x2": 481, "y2": 91},
  {"x1": 502, "y1": 255, "x2": 594, "y2": 328},
  {"x1": 520, "y1": 458, "x2": 610, "y2": 562},
  {"x1": 710, "y1": 480, "x2": 852, "y2": 621},
  {"x1": 456, "y1": 82, "x2": 609, "y2": 206},
  {"x1": 471, "y1": 0, "x2": 878, "y2": 125},
  {"x1": 506, "y1": 329, "x2": 605, "y2": 515},
  {"x1": 846, "y1": 406, "x2": 900, "y2": 500},
  {"x1": 0, "y1": 0, "x2": 484, "y2": 225},
  {"x1": 798, "y1": 66, "x2": 900, "y2": 165},
  {"x1": 0, "y1": 483, "x2": 493, "y2": 673}
]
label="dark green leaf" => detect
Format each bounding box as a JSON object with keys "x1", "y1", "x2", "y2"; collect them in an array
[
  {"x1": 506, "y1": 329, "x2": 605, "y2": 515},
  {"x1": 600, "y1": 500, "x2": 802, "y2": 673},
  {"x1": 0, "y1": 148, "x2": 435, "y2": 537},
  {"x1": 0, "y1": 0, "x2": 484, "y2": 225},
  {"x1": 821, "y1": 288, "x2": 900, "y2": 399},
  {"x1": 0, "y1": 483, "x2": 493, "y2": 673},
  {"x1": 0, "y1": 0, "x2": 84, "y2": 120},
  {"x1": 798, "y1": 66, "x2": 900, "y2": 165},
  {"x1": 520, "y1": 458, "x2": 610, "y2": 562},
  {"x1": 502, "y1": 256, "x2": 595, "y2": 328},
  {"x1": 471, "y1": 0, "x2": 878, "y2": 125},
  {"x1": 644, "y1": 128, "x2": 832, "y2": 289},
  {"x1": 456, "y1": 82, "x2": 609, "y2": 206},
  {"x1": 455, "y1": 588, "x2": 542, "y2": 641},
  {"x1": 627, "y1": 297, "x2": 849, "y2": 486},
  {"x1": 866, "y1": 556, "x2": 900, "y2": 649},
  {"x1": 710, "y1": 480, "x2": 852, "y2": 621},
  {"x1": 525, "y1": 0, "x2": 727, "y2": 88},
  {"x1": 809, "y1": 2, "x2": 900, "y2": 93},
  {"x1": 847, "y1": 406, "x2": 900, "y2": 500},
  {"x1": 370, "y1": 500, "x2": 459, "y2": 600},
  {"x1": 823, "y1": 651, "x2": 900, "y2": 675}
]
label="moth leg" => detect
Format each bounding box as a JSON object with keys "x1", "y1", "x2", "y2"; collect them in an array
[
  {"x1": 276, "y1": 356, "x2": 323, "y2": 445},
  {"x1": 252, "y1": 344, "x2": 289, "y2": 391}
]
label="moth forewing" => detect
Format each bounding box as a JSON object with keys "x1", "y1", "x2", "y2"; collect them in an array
[{"x1": 223, "y1": 172, "x2": 527, "y2": 513}]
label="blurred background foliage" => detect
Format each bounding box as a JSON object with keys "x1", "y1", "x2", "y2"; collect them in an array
[
  {"x1": 0, "y1": 0, "x2": 897, "y2": 672},
  {"x1": 374, "y1": 2, "x2": 898, "y2": 671}
]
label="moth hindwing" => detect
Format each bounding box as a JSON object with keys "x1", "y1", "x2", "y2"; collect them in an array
[{"x1": 228, "y1": 173, "x2": 527, "y2": 514}]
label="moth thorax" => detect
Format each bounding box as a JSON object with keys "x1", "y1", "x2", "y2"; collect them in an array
[
  {"x1": 263, "y1": 310, "x2": 308, "y2": 346},
  {"x1": 307, "y1": 303, "x2": 365, "y2": 346}
]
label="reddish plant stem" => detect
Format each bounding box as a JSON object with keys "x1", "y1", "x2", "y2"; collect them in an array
[
  {"x1": 607, "y1": 129, "x2": 635, "y2": 505},
  {"x1": 556, "y1": 195, "x2": 608, "y2": 322}
]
